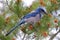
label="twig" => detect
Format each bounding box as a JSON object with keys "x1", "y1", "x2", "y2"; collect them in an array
[
  {"x1": 6, "y1": 0, "x2": 14, "y2": 12},
  {"x1": 25, "y1": 34, "x2": 30, "y2": 40},
  {"x1": 55, "y1": 10, "x2": 57, "y2": 14},
  {"x1": 22, "y1": 33, "x2": 26, "y2": 40},
  {"x1": 49, "y1": 29, "x2": 60, "y2": 40}
]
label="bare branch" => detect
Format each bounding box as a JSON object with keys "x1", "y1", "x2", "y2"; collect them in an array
[
  {"x1": 49, "y1": 29, "x2": 60, "y2": 40},
  {"x1": 22, "y1": 33, "x2": 26, "y2": 40}
]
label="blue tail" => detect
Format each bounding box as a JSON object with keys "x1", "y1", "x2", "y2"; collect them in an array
[{"x1": 6, "y1": 20, "x2": 25, "y2": 36}]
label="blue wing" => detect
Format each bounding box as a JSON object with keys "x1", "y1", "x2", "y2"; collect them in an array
[{"x1": 22, "y1": 11, "x2": 39, "y2": 19}]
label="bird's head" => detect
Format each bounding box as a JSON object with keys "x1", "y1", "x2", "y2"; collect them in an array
[{"x1": 36, "y1": 6, "x2": 48, "y2": 15}]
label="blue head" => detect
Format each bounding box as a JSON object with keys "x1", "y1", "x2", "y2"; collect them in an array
[{"x1": 36, "y1": 6, "x2": 47, "y2": 15}]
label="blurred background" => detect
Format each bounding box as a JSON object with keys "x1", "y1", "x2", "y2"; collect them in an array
[{"x1": 0, "y1": 0, "x2": 60, "y2": 40}]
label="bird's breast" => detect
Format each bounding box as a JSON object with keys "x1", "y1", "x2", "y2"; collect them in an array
[{"x1": 24, "y1": 14, "x2": 40, "y2": 23}]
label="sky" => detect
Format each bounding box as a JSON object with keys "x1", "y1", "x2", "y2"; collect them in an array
[{"x1": 22, "y1": 0, "x2": 35, "y2": 7}]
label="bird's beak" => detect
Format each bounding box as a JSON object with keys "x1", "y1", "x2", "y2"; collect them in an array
[
  {"x1": 45, "y1": 12, "x2": 48, "y2": 15},
  {"x1": 44, "y1": 11, "x2": 48, "y2": 15}
]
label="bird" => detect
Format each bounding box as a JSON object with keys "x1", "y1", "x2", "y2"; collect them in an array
[{"x1": 5, "y1": 6, "x2": 47, "y2": 36}]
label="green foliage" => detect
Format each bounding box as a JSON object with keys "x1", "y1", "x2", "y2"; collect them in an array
[
  {"x1": 58, "y1": 21, "x2": 60, "y2": 26},
  {"x1": 0, "y1": 15, "x2": 5, "y2": 30}
]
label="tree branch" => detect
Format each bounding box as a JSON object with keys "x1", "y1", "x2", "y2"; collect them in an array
[
  {"x1": 6, "y1": 0, "x2": 15, "y2": 12},
  {"x1": 22, "y1": 33, "x2": 26, "y2": 40},
  {"x1": 49, "y1": 29, "x2": 60, "y2": 40}
]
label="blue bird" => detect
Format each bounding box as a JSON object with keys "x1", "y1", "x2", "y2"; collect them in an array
[{"x1": 6, "y1": 6, "x2": 47, "y2": 36}]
